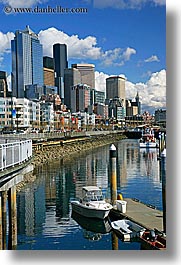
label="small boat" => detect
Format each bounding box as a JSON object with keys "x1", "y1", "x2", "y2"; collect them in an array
[
  {"x1": 71, "y1": 211, "x2": 112, "y2": 234},
  {"x1": 140, "y1": 230, "x2": 166, "y2": 250},
  {"x1": 111, "y1": 219, "x2": 146, "y2": 241},
  {"x1": 71, "y1": 186, "x2": 113, "y2": 219},
  {"x1": 139, "y1": 128, "x2": 158, "y2": 148}
]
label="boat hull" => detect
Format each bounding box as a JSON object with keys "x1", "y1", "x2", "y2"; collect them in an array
[
  {"x1": 140, "y1": 231, "x2": 166, "y2": 250},
  {"x1": 139, "y1": 142, "x2": 158, "y2": 148},
  {"x1": 71, "y1": 201, "x2": 112, "y2": 219},
  {"x1": 111, "y1": 219, "x2": 145, "y2": 241}
]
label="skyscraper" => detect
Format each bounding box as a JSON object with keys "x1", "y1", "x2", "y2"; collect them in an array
[
  {"x1": 106, "y1": 76, "x2": 125, "y2": 100},
  {"x1": 11, "y1": 26, "x2": 43, "y2": 98},
  {"x1": 53, "y1": 43, "x2": 68, "y2": 101},
  {"x1": 106, "y1": 76, "x2": 126, "y2": 118},
  {"x1": 71, "y1": 64, "x2": 95, "y2": 89},
  {"x1": 64, "y1": 68, "x2": 81, "y2": 110},
  {"x1": 43, "y1": 56, "x2": 55, "y2": 87}
]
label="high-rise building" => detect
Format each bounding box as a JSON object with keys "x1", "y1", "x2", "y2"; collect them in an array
[
  {"x1": 11, "y1": 26, "x2": 43, "y2": 98},
  {"x1": 43, "y1": 56, "x2": 55, "y2": 87},
  {"x1": 71, "y1": 64, "x2": 95, "y2": 89},
  {"x1": 106, "y1": 76, "x2": 125, "y2": 100},
  {"x1": 53, "y1": 43, "x2": 68, "y2": 101},
  {"x1": 94, "y1": 90, "x2": 105, "y2": 104},
  {"x1": 0, "y1": 71, "x2": 9, "y2": 98},
  {"x1": 106, "y1": 76, "x2": 126, "y2": 118},
  {"x1": 64, "y1": 68, "x2": 81, "y2": 110},
  {"x1": 71, "y1": 84, "x2": 91, "y2": 113}
]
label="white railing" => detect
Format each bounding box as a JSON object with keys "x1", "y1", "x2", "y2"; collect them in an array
[{"x1": 0, "y1": 140, "x2": 32, "y2": 171}]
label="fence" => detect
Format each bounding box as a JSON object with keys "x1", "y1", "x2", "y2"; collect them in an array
[{"x1": 0, "y1": 140, "x2": 32, "y2": 171}]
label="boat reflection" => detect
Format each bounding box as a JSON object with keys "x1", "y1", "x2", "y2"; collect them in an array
[{"x1": 71, "y1": 211, "x2": 112, "y2": 241}]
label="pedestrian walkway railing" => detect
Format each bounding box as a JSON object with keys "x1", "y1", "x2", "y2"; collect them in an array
[{"x1": 0, "y1": 140, "x2": 32, "y2": 171}]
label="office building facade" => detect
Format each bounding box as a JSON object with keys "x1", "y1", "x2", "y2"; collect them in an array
[
  {"x1": 43, "y1": 56, "x2": 55, "y2": 87},
  {"x1": 71, "y1": 84, "x2": 91, "y2": 113},
  {"x1": 53, "y1": 43, "x2": 68, "y2": 101},
  {"x1": 64, "y1": 68, "x2": 81, "y2": 110},
  {"x1": 106, "y1": 76, "x2": 125, "y2": 101},
  {"x1": 11, "y1": 26, "x2": 43, "y2": 98},
  {"x1": 106, "y1": 76, "x2": 126, "y2": 118},
  {"x1": 71, "y1": 64, "x2": 95, "y2": 89}
]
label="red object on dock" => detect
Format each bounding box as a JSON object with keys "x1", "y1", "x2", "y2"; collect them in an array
[{"x1": 140, "y1": 230, "x2": 166, "y2": 250}]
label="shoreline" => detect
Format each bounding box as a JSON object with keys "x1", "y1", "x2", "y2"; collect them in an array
[
  {"x1": 32, "y1": 133, "x2": 126, "y2": 167},
  {"x1": 16, "y1": 133, "x2": 126, "y2": 191}
]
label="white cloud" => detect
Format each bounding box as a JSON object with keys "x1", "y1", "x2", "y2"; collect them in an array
[
  {"x1": 38, "y1": 27, "x2": 102, "y2": 60},
  {"x1": 95, "y1": 71, "x2": 109, "y2": 92},
  {"x1": 0, "y1": 27, "x2": 136, "y2": 68},
  {"x1": 101, "y1": 47, "x2": 136, "y2": 67},
  {"x1": 152, "y1": 0, "x2": 166, "y2": 6},
  {"x1": 144, "y1": 55, "x2": 160, "y2": 63},
  {"x1": 39, "y1": 27, "x2": 136, "y2": 66},
  {"x1": 0, "y1": 31, "x2": 14, "y2": 64},
  {"x1": 93, "y1": 0, "x2": 165, "y2": 9},
  {"x1": 95, "y1": 69, "x2": 166, "y2": 113},
  {"x1": 1, "y1": 0, "x2": 47, "y2": 8},
  {"x1": 122, "y1": 47, "x2": 136, "y2": 61}
]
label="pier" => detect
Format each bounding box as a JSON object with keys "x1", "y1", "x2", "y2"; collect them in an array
[
  {"x1": 110, "y1": 198, "x2": 163, "y2": 231},
  {"x1": 0, "y1": 140, "x2": 33, "y2": 249}
]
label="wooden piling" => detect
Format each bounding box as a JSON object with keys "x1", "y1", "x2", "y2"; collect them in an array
[
  {"x1": 8, "y1": 186, "x2": 17, "y2": 249},
  {"x1": 110, "y1": 144, "x2": 117, "y2": 205},
  {"x1": 112, "y1": 232, "x2": 119, "y2": 250},
  {"x1": 0, "y1": 193, "x2": 2, "y2": 250},
  {"x1": 2, "y1": 191, "x2": 7, "y2": 250},
  {"x1": 161, "y1": 149, "x2": 166, "y2": 233}
]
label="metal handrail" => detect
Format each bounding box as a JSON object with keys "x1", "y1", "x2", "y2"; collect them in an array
[{"x1": 0, "y1": 140, "x2": 32, "y2": 171}]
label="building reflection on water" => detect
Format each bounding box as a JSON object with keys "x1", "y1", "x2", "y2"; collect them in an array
[{"x1": 16, "y1": 139, "x2": 162, "y2": 249}]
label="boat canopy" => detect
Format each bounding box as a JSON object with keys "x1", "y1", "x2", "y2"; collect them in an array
[{"x1": 82, "y1": 186, "x2": 101, "y2": 192}]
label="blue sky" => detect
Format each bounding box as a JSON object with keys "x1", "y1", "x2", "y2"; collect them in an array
[{"x1": 0, "y1": 0, "x2": 166, "y2": 113}]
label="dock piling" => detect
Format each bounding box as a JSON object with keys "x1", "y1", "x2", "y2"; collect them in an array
[
  {"x1": 161, "y1": 148, "x2": 166, "y2": 234},
  {"x1": 110, "y1": 144, "x2": 117, "y2": 205}
]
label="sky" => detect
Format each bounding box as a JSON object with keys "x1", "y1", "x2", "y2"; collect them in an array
[{"x1": 0, "y1": 0, "x2": 166, "y2": 114}]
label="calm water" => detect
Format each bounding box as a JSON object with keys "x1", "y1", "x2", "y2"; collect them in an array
[{"x1": 16, "y1": 139, "x2": 163, "y2": 250}]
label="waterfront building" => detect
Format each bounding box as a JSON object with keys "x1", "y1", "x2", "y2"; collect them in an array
[
  {"x1": 71, "y1": 64, "x2": 95, "y2": 89},
  {"x1": 94, "y1": 103, "x2": 106, "y2": 118},
  {"x1": 154, "y1": 109, "x2": 166, "y2": 128},
  {"x1": 11, "y1": 26, "x2": 43, "y2": 98},
  {"x1": 40, "y1": 101, "x2": 54, "y2": 131},
  {"x1": 53, "y1": 43, "x2": 68, "y2": 101},
  {"x1": 77, "y1": 112, "x2": 95, "y2": 130},
  {"x1": 0, "y1": 97, "x2": 41, "y2": 130},
  {"x1": 108, "y1": 97, "x2": 125, "y2": 121},
  {"x1": 64, "y1": 68, "x2": 81, "y2": 110},
  {"x1": 0, "y1": 97, "x2": 40, "y2": 130},
  {"x1": 0, "y1": 71, "x2": 9, "y2": 98},
  {"x1": 71, "y1": 84, "x2": 91, "y2": 113}
]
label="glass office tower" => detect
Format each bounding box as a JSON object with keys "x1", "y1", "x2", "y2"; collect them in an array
[
  {"x1": 53, "y1": 43, "x2": 68, "y2": 101},
  {"x1": 11, "y1": 26, "x2": 43, "y2": 98}
]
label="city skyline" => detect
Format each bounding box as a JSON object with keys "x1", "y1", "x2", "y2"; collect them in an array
[{"x1": 0, "y1": 0, "x2": 166, "y2": 113}]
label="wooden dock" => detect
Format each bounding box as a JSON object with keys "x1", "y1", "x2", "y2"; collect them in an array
[{"x1": 110, "y1": 198, "x2": 163, "y2": 232}]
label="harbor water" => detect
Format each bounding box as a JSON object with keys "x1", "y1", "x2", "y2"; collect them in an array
[{"x1": 16, "y1": 139, "x2": 162, "y2": 250}]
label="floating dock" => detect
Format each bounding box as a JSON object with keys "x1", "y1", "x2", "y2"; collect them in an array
[{"x1": 110, "y1": 198, "x2": 163, "y2": 232}]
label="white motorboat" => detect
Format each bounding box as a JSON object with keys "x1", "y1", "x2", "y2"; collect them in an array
[
  {"x1": 71, "y1": 186, "x2": 113, "y2": 219},
  {"x1": 111, "y1": 219, "x2": 146, "y2": 241},
  {"x1": 139, "y1": 128, "x2": 158, "y2": 148}
]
